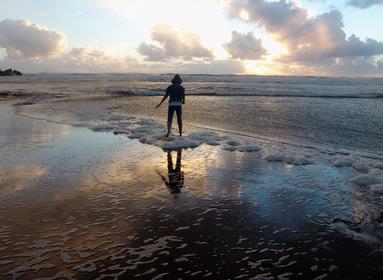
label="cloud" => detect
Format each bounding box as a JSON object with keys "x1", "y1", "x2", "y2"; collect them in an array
[
  {"x1": 1, "y1": 44, "x2": 245, "y2": 74},
  {"x1": 138, "y1": 25, "x2": 213, "y2": 61},
  {"x1": 347, "y1": 0, "x2": 383, "y2": 8},
  {"x1": 137, "y1": 43, "x2": 167, "y2": 62},
  {"x1": 0, "y1": 46, "x2": 140, "y2": 73},
  {"x1": 227, "y1": 0, "x2": 383, "y2": 75},
  {"x1": 62, "y1": 47, "x2": 127, "y2": 71},
  {"x1": 0, "y1": 19, "x2": 67, "y2": 59},
  {"x1": 275, "y1": 56, "x2": 383, "y2": 77},
  {"x1": 224, "y1": 31, "x2": 267, "y2": 60},
  {"x1": 329, "y1": 56, "x2": 383, "y2": 76},
  {"x1": 227, "y1": 0, "x2": 383, "y2": 60},
  {"x1": 0, "y1": 19, "x2": 141, "y2": 73}
]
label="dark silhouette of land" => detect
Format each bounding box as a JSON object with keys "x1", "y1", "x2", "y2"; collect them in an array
[{"x1": 0, "y1": 68, "x2": 22, "y2": 76}]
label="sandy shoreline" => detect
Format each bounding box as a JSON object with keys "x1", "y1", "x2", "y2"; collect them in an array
[{"x1": 1, "y1": 99, "x2": 383, "y2": 279}]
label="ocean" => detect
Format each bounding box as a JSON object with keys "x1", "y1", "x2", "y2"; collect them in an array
[{"x1": 1, "y1": 73, "x2": 383, "y2": 156}]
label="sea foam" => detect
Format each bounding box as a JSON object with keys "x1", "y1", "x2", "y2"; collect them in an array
[{"x1": 88, "y1": 113, "x2": 383, "y2": 179}]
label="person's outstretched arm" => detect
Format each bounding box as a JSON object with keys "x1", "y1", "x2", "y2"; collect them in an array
[
  {"x1": 155, "y1": 95, "x2": 168, "y2": 108},
  {"x1": 155, "y1": 88, "x2": 170, "y2": 108}
]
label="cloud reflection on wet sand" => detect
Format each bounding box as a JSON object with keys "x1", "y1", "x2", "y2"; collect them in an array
[{"x1": 1, "y1": 102, "x2": 383, "y2": 279}]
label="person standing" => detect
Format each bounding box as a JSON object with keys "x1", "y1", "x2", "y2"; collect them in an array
[{"x1": 155, "y1": 74, "x2": 185, "y2": 137}]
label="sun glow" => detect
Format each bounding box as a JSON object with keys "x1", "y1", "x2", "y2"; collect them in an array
[
  {"x1": 244, "y1": 60, "x2": 272, "y2": 75},
  {"x1": 242, "y1": 32, "x2": 289, "y2": 74},
  {"x1": 239, "y1": 9, "x2": 250, "y2": 21},
  {"x1": 260, "y1": 32, "x2": 289, "y2": 59},
  {"x1": 97, "y1": 0, "x2": 228, "y2": 49},
  {"x1": 95, "y1": 0, "x2": 292, "y2": 75}
]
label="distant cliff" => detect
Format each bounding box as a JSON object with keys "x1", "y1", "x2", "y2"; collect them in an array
[{"x1": 0, "y1": 69, "x2": 22, "y2": 76}]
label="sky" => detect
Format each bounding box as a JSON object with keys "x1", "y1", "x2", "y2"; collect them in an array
[{"x1": 0, "y1": 0, "x2": 383, "y2": 76}]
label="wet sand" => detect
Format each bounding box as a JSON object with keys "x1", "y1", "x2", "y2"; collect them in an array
[{"x1": 1, "y1": 100, "x2": 383, "y2": 279}]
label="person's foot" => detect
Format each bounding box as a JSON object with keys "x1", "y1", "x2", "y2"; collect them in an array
[{"x1": 165, "y1": 132, "x2": 170, "y2": 137}]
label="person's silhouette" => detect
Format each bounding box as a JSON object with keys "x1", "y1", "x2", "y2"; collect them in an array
[
  {"x1": 158, "y1": 150, "x2": 184, "y2": 197},
  {"x1": 155, "y1": 74, "x2": 185, "y2": 137}
]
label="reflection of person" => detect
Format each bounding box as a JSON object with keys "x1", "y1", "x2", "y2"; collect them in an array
[
  {"x1": 155, "y1": 74, "x2": 185, "y2": 137},
  {"x1": 158, "y1": 150, "x2": 184, "y2": 197}
]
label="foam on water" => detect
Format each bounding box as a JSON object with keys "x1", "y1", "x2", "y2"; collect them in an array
[
  {"x1": 86, "y1": 112, "x2": 383, "y2": 249},
  {"x1": 351, "y1": 168, "x2": 383, "y2": 187},
  {"x1": 6, "y1": 72, "x2": 383, "y2": 158},
  {"x1": 2, "y1": 77, "x2": 383, "y2": 278},
  {"x1": 89, "y1": 112, "x2": 322, "y2": 169},
  {"x1": 12, "y1": 94, "x2": 383, "y2": 180}
]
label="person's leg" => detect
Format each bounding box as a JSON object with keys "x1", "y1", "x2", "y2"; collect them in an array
[
  {"x1": 166, "y1": 106, "x2": 175, "y2": 137},
  {"x1": 167, "y1": 151, "x2": 173, "y2": 171},
  {"x1": 176, "y1": 106, "x2": 182, "y2": 136}
]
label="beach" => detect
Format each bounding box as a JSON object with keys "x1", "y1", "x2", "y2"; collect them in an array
[{"x1": 1, "y1": 74, "x2": 383, "y2": 279}]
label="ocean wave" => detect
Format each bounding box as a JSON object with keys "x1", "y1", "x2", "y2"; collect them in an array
[
  {"x1": 106, "y1": 90, "x2": 383, "y2": 99},
  {"x1": 0, "y1": 91, "x2": 33, "y2": 97}
]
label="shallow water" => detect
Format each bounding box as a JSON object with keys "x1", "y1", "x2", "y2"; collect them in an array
[
  {"x1": 1, "y1": 74, "x2": 383, "y2": 279},
  {"x1": 3, "y1": 74, "x2": 382, "y2": 156},
  {"x1": 116, "y1": 95, "x2": 383, "y2": 155},
  {"x1": 1, "y1": 101, "x2": 383, "y2": 279}
]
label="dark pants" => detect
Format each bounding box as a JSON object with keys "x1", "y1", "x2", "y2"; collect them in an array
[{"x1": 167, "y1": 106, "x2": 182, "y2": 126}]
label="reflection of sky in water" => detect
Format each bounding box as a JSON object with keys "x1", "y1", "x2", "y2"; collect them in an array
[
  {"x1": 1, "y1": 101, "x2": 383, "y2": 279},
  {"x1": 0, "y1": 103, "x2": 133, "y2": 200},
  {"x1": 1, "y1": 103, "x2": 380, "y2": 229},
  {"x1": 241, "y1": 164, "x2": 357, "y2": 229},
  {"x1": 176, "y1": 146, "x2": 382, "y2": 238},
  {"x1": 185, "y1": 149, "x2": 361, "y2": 229},
  {"x1": 0, "y1": 165, "x2": 46, "y2": 195}
]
